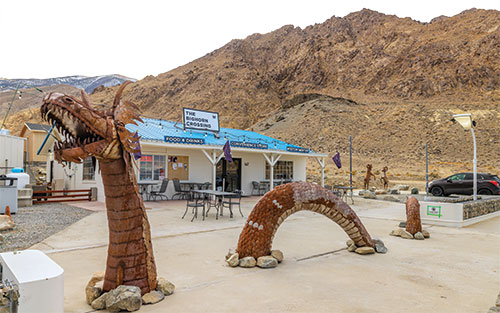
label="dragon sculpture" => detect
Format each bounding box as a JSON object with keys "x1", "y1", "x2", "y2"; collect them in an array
[
  {"x1": 41, "y1": 82, "x2": 157, "y2": 295},
  {"x1": 237, "y1": 182, "x2": 374, "y2": 259}
]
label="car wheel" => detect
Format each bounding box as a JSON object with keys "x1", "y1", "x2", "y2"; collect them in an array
[
  {"x1": 478, "y1": 189, "x2": 492, "y2": 195},
  {"x1": 431, "y1": 186, "x2": 444, "y2": 196}
]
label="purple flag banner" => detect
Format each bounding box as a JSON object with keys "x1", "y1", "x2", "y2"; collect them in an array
[
  {"x1": 132, "y1": 132, "x2": 142, "y2": 160},
  {"x1": 223, "y1": 140, "x2": 233, "y2": 162},
  {"x1": 332, "y1": 152, "x2": 341, "y2": 169}
]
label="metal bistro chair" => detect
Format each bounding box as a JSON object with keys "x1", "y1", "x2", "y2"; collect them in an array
[
  {"x1": 149, "y1": 179, "x2": 169, "y2": 201},
  {"x1": 222, "y1": 190, "x2": 243, "y2": 218},
  {"x1": 251, "y1": 181, "x2": 261, "y2": 196},
  {"x1": 172, "y1": 179, "x2": 190, "y2": 200},
  {"x1": 182, "y1": 191, "x2": 206, "y2": 222}
]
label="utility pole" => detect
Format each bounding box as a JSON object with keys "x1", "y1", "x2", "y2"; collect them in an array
[{"x1": 1, "y1": 82, "x2": 21, "y2": 130}]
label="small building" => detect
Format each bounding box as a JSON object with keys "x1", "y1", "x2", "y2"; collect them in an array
[
  {"x1": 0, "y1": 130, "x2": 25, "y2": 174},
  {"x1": 49, "y1": 118, "x2": 327, "y2": 201},
  {"x1": 20, "y1": 123, "x2": 57, "y2": 163}
]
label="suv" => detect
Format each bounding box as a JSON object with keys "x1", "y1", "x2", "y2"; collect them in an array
[{"x1": 428, "y1": 173, "x2": 500, "y2": 196}]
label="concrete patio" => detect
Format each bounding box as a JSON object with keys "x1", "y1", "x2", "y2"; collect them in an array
[{"x1": 30, "y1": 196, "x2": 499, "y2": 313}]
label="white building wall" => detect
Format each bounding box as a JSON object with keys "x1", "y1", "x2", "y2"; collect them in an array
[
  {"x1": 49, "y1": 142, "x2": 311, "y2": 201},
  {"x1": 0, "y1": 134, "x2": 25, "y2": 172}
]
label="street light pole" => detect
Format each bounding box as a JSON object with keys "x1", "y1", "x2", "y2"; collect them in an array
[{"x1": 471, "y1": 127, "x2": 477, "y2": 201}]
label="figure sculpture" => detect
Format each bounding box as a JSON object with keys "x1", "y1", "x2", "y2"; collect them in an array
[
  {"x1": 380, "y1": 166, "x2": 389, "y2": 189},
  {"x1": 363, "y1": 164, "x2": 376, "y2": 190},
  {"x1": 236, "y1": 182, "x2": 375, "y2": 259},
  {"x1": 41, "y1": 82, "x2": 157, "y2": 295},
  {"x1": 405, "y1": 196, "x2": 422, "y2": 235}
]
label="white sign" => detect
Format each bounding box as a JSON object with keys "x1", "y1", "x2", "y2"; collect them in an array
[{"x1": 183, "y1": 108, "x2": 220, "y2": 132}]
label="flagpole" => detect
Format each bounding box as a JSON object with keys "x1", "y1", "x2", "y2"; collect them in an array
[{"x1": 349, "y1": 136, "x2": 352, "y2": 196}]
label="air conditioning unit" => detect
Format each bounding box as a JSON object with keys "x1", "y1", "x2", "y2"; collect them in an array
[{"x1": 0, "y1": 250, "x2": 64, "y2": 313}]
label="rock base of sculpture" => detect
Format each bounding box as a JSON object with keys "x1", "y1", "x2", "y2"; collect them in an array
[
  {"x1": 346, "y1": 238, "x2": 387, "y2": 254},
  {"x1": 225, "y1": 249, "x2": 283, "y2": 269},
  {"x1": 86, "y1": 272, "x2": 175, "y2": 312},
  {"x1": 390, "y1": 228, "x2": 430, "y2": 240}
]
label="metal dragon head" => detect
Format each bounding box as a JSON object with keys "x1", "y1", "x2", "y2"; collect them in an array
[{"x1": 40, "y1": 81, "x2": 142, "y2": 164}]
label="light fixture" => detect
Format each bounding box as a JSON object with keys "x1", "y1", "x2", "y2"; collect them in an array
[{"x1": 451, "y1": 113, "x2": 473, "y2": 130}]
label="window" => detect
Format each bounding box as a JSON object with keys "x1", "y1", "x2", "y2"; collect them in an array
[
  {"x1": 139, "y1": 155, "x2": 166, "y2": 181},
  {"x1": 266, "y1": 161, "x2": 293, "y2": 180},
  {"x1": 448, "y1": 174, "x2": 466, "y2": 181},
  {"x1": 82, "y1": 157, "x2": 95, "y2": 181}
]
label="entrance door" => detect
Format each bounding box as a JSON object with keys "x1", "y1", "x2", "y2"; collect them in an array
[{"x1": 216, "y1": 158, "x2": 241, "y2": 192}]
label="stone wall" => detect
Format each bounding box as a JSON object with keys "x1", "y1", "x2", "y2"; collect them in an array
[{"x1": 463, "y1": 199, "x2": 500, "y2": 220}]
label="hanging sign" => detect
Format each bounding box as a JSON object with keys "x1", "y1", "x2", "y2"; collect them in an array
[
  {"x1": 286, "y1": 146, "x2": 310, "y2": 153},
  {"x1": 230, "y1": 141, "x2": 268, "y2": 149},
  {"x1": 183, "y1": 108, "x2": 220, "y2": 132},
  {"x1": 164, "y1": 136, "x2": 205, "y2": 145}
]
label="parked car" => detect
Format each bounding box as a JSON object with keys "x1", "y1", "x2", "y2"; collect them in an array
[{"x1": 428, "y1": 173, "x2": 500, "y2": 196}]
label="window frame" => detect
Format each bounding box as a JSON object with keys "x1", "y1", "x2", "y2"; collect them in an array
[
  {"x1": 265, "y1": 160, "x2": 294, "y2": 180},
  {"x1": 139, "y1": 154, "x2": 166, "y2": 181},
  {"x1": 82, "y1": 157, "x2": 95, "y2": 181}
]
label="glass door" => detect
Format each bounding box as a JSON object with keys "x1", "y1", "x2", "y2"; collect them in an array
[{"x1": 216, "y1": 158, "x2": 241, "y2": 191}]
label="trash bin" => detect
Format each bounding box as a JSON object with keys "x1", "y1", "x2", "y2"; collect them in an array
[{"x1": 0, "y1": 175, "x2": 18, "y2": 214}]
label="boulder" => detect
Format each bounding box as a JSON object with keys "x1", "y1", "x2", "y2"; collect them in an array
[
  {"x1": 225, "y1": 248, "x2": 236, "y2": 260},
  {"x1": 369, "y1": 187, "x2": 376, "y2": 192},
  {"x1": 226, "y1": 253, "x2": 239, "y2": 267},
  {"x1": 271, "y1": 250, "x2": 284, "y2": 263},
  {"x1": 347, "y1": 244, "x2": 357, "y2": 252},
  {"x1": 239, "y1": 256, "x2": 257, "y2": 268},
  {"x1": 400, "y1": 230, "x2": 414, "y2": 239},
  {"x1": 389, "y1": 189, "x2": 400, "y2": 195},
  {"x1": 411, "y1": 187, "x2": 419, "y2": 194},
  {"x1": 390, "y1": 228, "x2": 403, "y2": 237},
  {"x1": 398, "y1": 221, "x2": 407, "y2": 228},
  {"x1": 414, "y1": 232, "x2": 425, "y2": 240},
  {"x1": 0, "y1": 215, "x2": 14, "y2": 231},
  {"x1": 85, "y1": 271, "x2": 105, "y2": 305},
  {"x1": 91, "y1": 292, "x2": 108, "y2": 310},
  {"x1": 256, "y1": 256, "x2": 278, "y2": 268},
  {"x1": 394, "y1": 184, "x2": 410, "y2": 191},
  {"x1": 346, "y1": 239, "x2": 354, "y2": 247},
  {"x1": 383, "y1": 195, "x2": 400, "y2": 202},
  {"x1": 375, "y1": 190, "x2": 387, "y2": 195},
  {"x1": 373, "y1": 239, "x2": 387, "y2": 254},
  {"x1": 354, "y1": 247, "x2": 375, "y2": 255},
  {"x1": 142, "y1": 290, "x2": 165, "y2": 305},
  {"x1": 363, "y1": 191, "x2": 377, "y2": 199},
  {"x1": 156, "y1": 277, "x2": 175, "y2": 296},
  {"x1": 105, "y1": 285, "x2": 142, "y2": 312},
  {"x1": 421, "y1": 229, "x2": 430, "y2": 238},
  {"x1": 358, "y1": 190, "x2": 365, "y2": 196}
]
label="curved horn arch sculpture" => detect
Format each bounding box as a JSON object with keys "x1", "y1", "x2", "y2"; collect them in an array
[{"x1": 237, "y1": 182, "x2": 374, "y2": 259}]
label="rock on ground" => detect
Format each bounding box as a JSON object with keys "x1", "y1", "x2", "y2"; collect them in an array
[
  {"x1": 105, "y1": 285, "x2": 142, "y2": 313},
  {"x1": 271, "y1": 250, "x2": 284, "y2": 263},
  {"x1": 347, "y1": 244, "x2": 357, "y2": 252},
  {"x1": 257, "y1": 256, "x2": 278, "y2": 268},
  {"x1": 142, "y1": 290, "x2": 165, "y2": 305},
  {"x1": 354, "y1": 247, "x2": 375, "y2": 255},
  {"x1": 239, "y1": 256, "x2": 257, "y2": 268},
  {"x1": 363, "y1": 191, "x2": 377, "y2": 199},
  {"x1": 0, "y1": 216, "x2": 14, "y2": 231},
  {"x1": 421, "y1": 229, "x2": 430, "y2": 238},
  {"x1": 390, "y1": 228, "x2": 403, "y2": 236},
  {"x1": 414, "y1": 232, "x2": 425, "y2": 240},
  {"x1": 156, "y1": 277, "x2": 175, "y2": 296},
  {"x1": 400, "y1": 229, "x2": 414, "y2": 239},
  {"x1": 373, "y1": 239, "x2": 387, "y2": 254},
  {"x1": 91, "y1": 292, "x2": 108, "y2": 310},
  {"x1": 226, "y1": 253, "x2": 239, "y2": 267},
  {"x1": 85, "y1": 271, "x2": 104, "y2": 304}
]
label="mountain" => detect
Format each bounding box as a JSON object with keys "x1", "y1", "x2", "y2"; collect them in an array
[
  {"x1": 5, "y1": 8, "x2": 500, "y2": 183},
  {"x1": 0, "y1": 74, "x2": 135, "y2": 94}
]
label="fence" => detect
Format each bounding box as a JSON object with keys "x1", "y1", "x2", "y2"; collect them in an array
[{"x1": 32, "y1": 189, "x2": 91, "y2": 204}]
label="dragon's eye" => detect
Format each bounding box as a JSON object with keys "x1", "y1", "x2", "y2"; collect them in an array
[{"x1": 64, "y1": 97, "x2": 73, "y2": 103}]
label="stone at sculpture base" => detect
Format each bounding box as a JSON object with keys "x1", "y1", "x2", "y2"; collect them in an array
[
  {"x1": 346, "y1": 238, "x2": 387, "y2": 255},
  {"x1": 87, "y1": 274, "x2": 175, "y2": 311},
  {"x1": 390, "y1": 228, "x2": 431, "y2": 240},
  {"x1": 227, "y1": 250, "x2": 284, "y2": 269}
]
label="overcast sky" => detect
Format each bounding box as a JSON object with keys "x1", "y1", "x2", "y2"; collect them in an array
[{"x1": 1, "y1": 0, "x2": 499, "y2": 80}]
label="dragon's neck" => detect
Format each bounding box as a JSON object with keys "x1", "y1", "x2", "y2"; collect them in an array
[{"x1": 98, "y1": 156, "x2": 157, "y2": 294}]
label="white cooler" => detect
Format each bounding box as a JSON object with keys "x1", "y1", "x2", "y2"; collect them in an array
[{"x1": 0, "y1": 250, "x2": 64, "y2": 313}]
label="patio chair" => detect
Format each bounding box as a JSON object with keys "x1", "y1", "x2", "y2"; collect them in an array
[
  {"x1": 149, "y1": 179, "x2": 169, "y2": 201},
  {"x1": 202, "y1": 182, "x2": 212, "y2": 190},
  {"x1": 182, "y1": 192, "x2": 206, "y2": 222},
  {"x1": 222, "y1": 190, "x2": 243, "y2": 218},
  {"x1": 172, "y1": 179, "x2": 190, "y2": 200},
  {"x1": 251, "y1": 181, "x2": 261, "y2": 196}
]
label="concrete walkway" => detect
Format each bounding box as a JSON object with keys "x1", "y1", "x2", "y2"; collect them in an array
[{"x1": 30, "y1": 196, "x2": 499, "y2": 313}]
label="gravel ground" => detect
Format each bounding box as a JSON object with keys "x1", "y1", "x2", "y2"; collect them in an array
[{"x1": 0, "y1": 203, "x2": 93, "y2": 252}]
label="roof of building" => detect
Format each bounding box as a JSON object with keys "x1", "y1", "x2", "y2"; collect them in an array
[
  {"x1": 126, "y1": 118, "x2": 324, "y2": 156},
  {"x1": 24, "y1": 123, "x2": 52, "y2": 132}
]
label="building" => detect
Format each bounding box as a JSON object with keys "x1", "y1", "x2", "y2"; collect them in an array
[
  {"x1": 49, "y1": 118, "x2": 328, "y2": 201},
  {"x1": 0, "y1": 130, "x2": 25, "y2": 174},
  {"x1": 19, "y1": 123, "x2": 58, "y2": 163}
]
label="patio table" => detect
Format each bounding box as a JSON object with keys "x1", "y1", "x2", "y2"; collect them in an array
[
  {"x1": 138, "y1": 182, "x2": 157, "y2": 201},
  {"x1": 333, "y1": 186, "x2": 355, "y2": 204},
  {"x1": 192, "y1": 190, "x2": 238, "y2": 217}
]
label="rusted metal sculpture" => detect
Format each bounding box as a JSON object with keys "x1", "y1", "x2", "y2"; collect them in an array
[
  {"x1": 41, "y1": 82, "x2": 157, "y2": 295},
  {"x1": 363, "y1": 164, "x2": 376, "y2": 190},
  {"x1": 236, "y1": 182, "x2": 374, "y2": 259},
  {"x1": 380, "y1": 166, "x2": 389, "y2": 189},
  {"x1": 405, "y1": 196, "x2": 422, "y2": 235}
]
